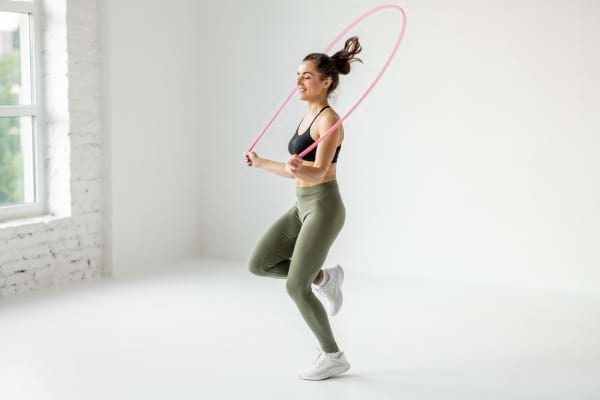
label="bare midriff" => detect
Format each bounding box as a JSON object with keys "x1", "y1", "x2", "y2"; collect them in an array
[{"x1": 295, "y1": 161, "x2": 338, "y2": 188}]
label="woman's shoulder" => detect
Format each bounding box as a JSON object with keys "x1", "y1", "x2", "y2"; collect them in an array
[
  {"x1": 315, "y1": 107, "x2": 344, "y2": 139},
  {"x1": 323, "y1": 107, "x2": 341, "y2": 121}
]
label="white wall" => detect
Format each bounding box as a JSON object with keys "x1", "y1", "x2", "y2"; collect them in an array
[
  {"x1": 100, "y1": 0, "x2": 212, "y2": 275},
  {"x1": 200, "y1": 0, "x2": 600, "y2": 294},
  {"x1": 100, "y1": 0, "x2": 600, "y2": 294}
]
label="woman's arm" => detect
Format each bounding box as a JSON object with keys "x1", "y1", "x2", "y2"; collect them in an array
[
  {"x1": 245, "y1": 151, "x2": 294, "y2": 179},
  {"x1": 256, "y1": 157, "x2": 295, "y2": 179}
]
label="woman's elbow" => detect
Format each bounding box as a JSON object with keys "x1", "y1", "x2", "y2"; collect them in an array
[{"x1": 311, "y1": 167, "x2": 328, "y2": 184}]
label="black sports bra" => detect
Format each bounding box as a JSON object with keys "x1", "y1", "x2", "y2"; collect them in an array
[{"x1": 288, "y1": 105, "x2": 342, "y2": 163}]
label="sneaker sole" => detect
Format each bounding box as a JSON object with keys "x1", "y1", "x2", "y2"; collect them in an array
[{"x1": 299, "y1": 363, "x2": 351, "y2": 380}]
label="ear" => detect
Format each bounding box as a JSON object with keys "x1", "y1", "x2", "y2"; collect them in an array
[{"x1": 323, "y1": 76, "x2": 332, "y2": 89}]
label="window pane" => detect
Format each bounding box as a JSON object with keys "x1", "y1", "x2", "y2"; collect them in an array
[
  {"x1": 0, "y1": 116, "x2": 35, "y2": 207},
  {"x1": 0, "y1": 12, "x2": 31, "y2": 106}
]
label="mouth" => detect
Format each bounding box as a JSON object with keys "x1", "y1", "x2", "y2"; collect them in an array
[{"x1": 297, "y1": 87, "x2": 307, "y2": 93}]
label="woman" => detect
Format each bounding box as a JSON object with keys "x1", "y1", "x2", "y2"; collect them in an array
[{"x1": 244, "y1": 36, "x2": 363, "y2": 381}]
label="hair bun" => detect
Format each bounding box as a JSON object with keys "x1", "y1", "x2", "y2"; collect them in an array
[{"x1": 330, "y1": 36, "x2": 363, "y2": 75}]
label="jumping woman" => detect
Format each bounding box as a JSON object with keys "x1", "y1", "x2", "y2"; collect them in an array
[{"x1": 244, "y1": 36, "x2": 363, "y2": 381}]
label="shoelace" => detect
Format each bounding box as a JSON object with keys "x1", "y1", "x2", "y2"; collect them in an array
[
  {"x1": 313, "y1": 352, "x2": 328, "y2": 368},
  {"x1": 311, "y1": 348, "x2": 337, "y2": 368}
]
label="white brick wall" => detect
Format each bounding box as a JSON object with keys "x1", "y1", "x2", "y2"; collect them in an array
[{"x1": 0, "y1": 0, "x2": 105, "y2": 297}]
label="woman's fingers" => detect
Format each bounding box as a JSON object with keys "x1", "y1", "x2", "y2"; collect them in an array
[
  {"x1": 288, "y1": 155, "x2": 302, "y2": 169},
  {"x1": 287, "y1": 155, "x2": 300, "y2": 170}
]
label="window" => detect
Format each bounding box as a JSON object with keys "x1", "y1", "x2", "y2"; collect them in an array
[{"x1": 0, "y1": 0, "x2": 45, "y2": 222}]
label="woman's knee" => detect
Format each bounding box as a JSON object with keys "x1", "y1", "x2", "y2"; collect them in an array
[
  {"x1": 248, "y1": 252, "x2": 267, "y2": 276},
  {"x1": 285, "y1": 277, "x2": 309, "y2": 300}
]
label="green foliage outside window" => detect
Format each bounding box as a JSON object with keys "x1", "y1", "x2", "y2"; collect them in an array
[{"x1": 0, "y1": 51, "x2": 24, "y2": 205}]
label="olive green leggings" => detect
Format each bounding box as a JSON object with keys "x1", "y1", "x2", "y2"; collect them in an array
[{"x1": 248, "y1": 180, "x2": 346, "y2": 353}]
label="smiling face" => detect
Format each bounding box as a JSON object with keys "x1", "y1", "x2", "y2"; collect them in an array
[{"x1": 296, "y1": 61, "x2": 332, "y2": 102}]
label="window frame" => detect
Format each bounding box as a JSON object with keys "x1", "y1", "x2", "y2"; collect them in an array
[{"x1": 0, "y1": 0, "x2": 47, "y2": 223}]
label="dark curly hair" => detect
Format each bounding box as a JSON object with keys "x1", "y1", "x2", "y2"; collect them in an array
[{"x1": 303, "y1": 36, "x2": 363, "y2": 97}]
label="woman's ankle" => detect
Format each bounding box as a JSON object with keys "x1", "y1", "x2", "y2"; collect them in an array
[{"x1": 314, "y1": 270, "x2": 324, "y2": 285}]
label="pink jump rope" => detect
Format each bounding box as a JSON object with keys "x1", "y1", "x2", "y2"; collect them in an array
[{"x1": 246, "y1": 3, "x2": 407, "y2": 160}]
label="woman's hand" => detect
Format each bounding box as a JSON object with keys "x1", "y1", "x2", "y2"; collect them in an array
[
  {"x1": 285, "y1": 154, "x2": 302, "y2": 176},
  {"x1": 244, "y1": 151, "x2": 260, "y2": 167}
]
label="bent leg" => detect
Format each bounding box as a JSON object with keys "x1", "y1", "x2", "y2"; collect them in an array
[{"x1": 248, "y1": 204, "x2": 302, "y2": 278}]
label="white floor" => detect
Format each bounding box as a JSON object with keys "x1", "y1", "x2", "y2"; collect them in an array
[{"x1": 1, "y1": 257, "x2": 599, "y2": 400}]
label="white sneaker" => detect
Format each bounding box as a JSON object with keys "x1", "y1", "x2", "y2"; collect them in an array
[
  {"x1": 299, "y1": 347, "x2": 351, "y2": 380},
  {"x1": 312, "y1": 264, "x2": 344, "y2": 316}
]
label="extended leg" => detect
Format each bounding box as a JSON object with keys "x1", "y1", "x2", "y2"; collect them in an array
[{"x1": 285, "y1": 211, "x2": 344, "y2": 353}]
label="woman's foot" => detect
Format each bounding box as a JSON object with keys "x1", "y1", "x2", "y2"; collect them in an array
[
  {"x1": 312, "y1": 264, "x2": 344, "y2": 316},
  {"x1": 299, "y1": 347, "x2": 351, "y2": 380}
]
